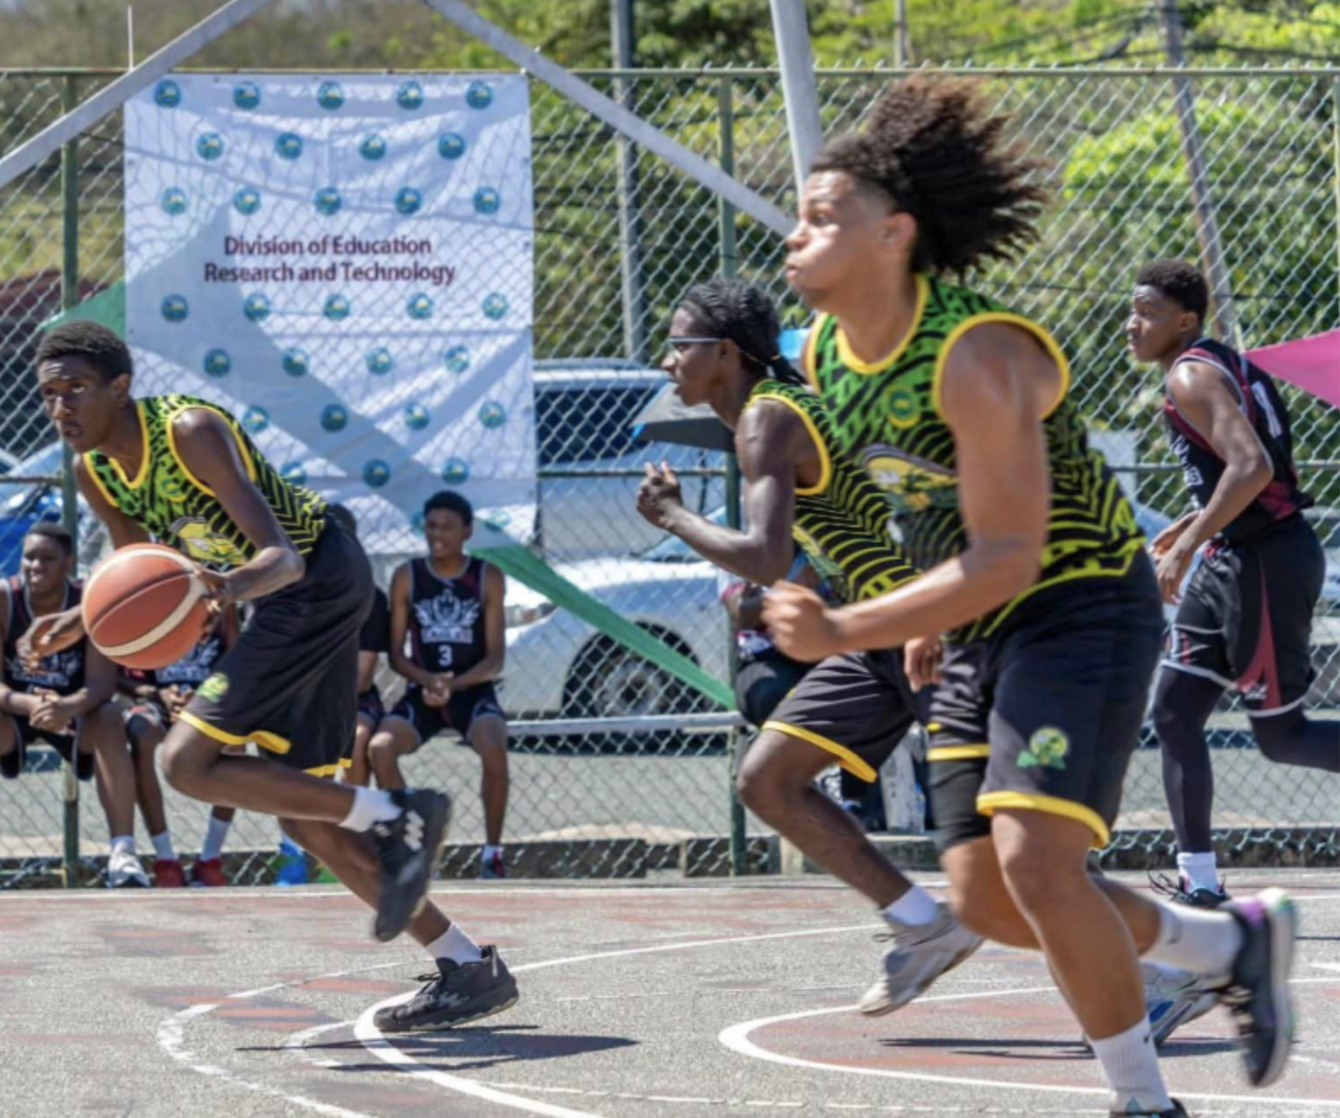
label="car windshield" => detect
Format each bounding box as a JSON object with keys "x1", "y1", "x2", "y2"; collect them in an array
[{"x1": 639, "y1": 507, "x2": 728, "y2": 562}]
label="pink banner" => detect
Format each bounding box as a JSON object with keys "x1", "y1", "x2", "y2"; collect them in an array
[{"x1": 1246, "y1": 330, "x2": 1340, "y2": 410}]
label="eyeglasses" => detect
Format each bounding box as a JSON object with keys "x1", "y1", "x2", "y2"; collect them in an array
[{"x1": 666, "y1": 336, "x2": 724, "y2": 356}]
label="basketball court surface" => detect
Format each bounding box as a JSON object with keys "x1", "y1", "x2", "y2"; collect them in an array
[{"x1": 2, "y1": 869, "x2": 1339, "y2": 1116}]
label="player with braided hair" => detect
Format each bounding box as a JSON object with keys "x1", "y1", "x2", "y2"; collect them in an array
[{"x1": 765, "y1": 77, "x2": 1297, "y2": 1115}]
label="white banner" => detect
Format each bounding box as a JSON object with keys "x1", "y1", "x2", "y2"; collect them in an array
[{"x1": 123, "y1": 73, "x2": 535, "y2": 553}]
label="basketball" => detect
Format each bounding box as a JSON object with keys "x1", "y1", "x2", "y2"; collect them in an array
[{"x1": 82, "y1": 543, "x2": 211, "y2": 670}]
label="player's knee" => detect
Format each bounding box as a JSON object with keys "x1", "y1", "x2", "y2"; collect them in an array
[
  {"x1": 160, "y1": 735, "x2": 211, "y2": 795},
  {"x1": 1251, "y1": 710, "x2": 1303, "y2": 762},
  {"x1": 86, "y1": 702, "x2": 128, "y2": 750}
]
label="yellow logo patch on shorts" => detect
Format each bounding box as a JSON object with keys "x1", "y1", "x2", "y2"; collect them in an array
[
  {"x1": 1018, "y1": 726, "x2": 1069, "y2": 770},
  {"x1": 198, "y1": 672, "x2": 229, "y2": 703}
]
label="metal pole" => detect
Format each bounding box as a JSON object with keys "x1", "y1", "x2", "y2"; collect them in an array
[
  {"x1": 59, "y1": 75, "x2": 81, "y2": 889},
  {"x1": 769, "y1": 0, "x2": 825, "y2": 189},
  {"x1": 894, "y1": 0, "x2": 910, "y2": 67},
  {"x1": 1158, "y1": 0, "x2": 1240, "y2": 346},
  {"x1": 1332, "y1": 79, "x2": 1340, "y2": 317},
  {"x1": 717, "y1": 75, "x2": 749, "y2": 874},
  {"x1": 610, "y1": 0, "x2": 647, "y2": 364}
]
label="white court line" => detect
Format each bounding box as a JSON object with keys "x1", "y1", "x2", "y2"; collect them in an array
[{"x1": 718, "y1": 981, "x2": 1340, "y2": 1111}]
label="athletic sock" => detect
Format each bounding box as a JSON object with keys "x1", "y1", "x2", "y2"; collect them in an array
[
  {"x1": 338, "y1": 786, "x2": 400, "y2": 832},
  {"x1": 200, "y1": 814, "x2": 232, "y2": 862},
  {"x1": 427, "y1": 923, "x2": 484, "y2": 965},
  {"x1": 481, "y1": 844, "x2": 503, "y2": 863},
  {"x1": 883, "y1": 884, "x2": 939, "y2": 927},
  {"x1": 110, "y1": 834, "x2": 136, "y2": 856},
  {"x1": 1141, "y1": 901, "x2": 1241, "y2": 982},
  {"x1": 150, "y1": 831, "x2": 176, "y2": 861},
  {"x1": 1089, "y1": 1017, "x2": 1172, "y2": 1114},
  {"x1": 1176, "y1": 850, "x2": 1220, "y2": 894}
]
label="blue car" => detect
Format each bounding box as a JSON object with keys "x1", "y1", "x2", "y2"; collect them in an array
[{"x1": 0, "y1": 442, "x2": 85, "y2": 575}]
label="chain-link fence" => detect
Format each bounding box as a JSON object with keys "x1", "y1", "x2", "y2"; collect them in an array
[{"x1": 0, "y1": 66, "x2": 1337, "y2": 886}]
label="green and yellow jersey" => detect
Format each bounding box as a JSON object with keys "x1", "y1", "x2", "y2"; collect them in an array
[
  {"x1": 804, "y1": 274, "x2": 1144, "y2": 641},
  {"x1": 83, "y1": 395, "x2": 327, "y2": 570},
  {"x1": 744, "y1": 378, "x2": 917, "y2": 604}
]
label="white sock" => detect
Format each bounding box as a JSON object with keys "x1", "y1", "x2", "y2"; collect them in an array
[
  {"x1": 1089, "y1": 1017, "x2": 1172, "y2": 1113},
  {"x1": 1142, "y1": 901, "x2": 1241, "y2": 981},
  {"x1": 110, "y1": 835, "x2": 136, "y2": 856},
  {"x1": 883, "y1": 884, "x2": 939, "y2": 927},
  {"x1": 482, "y1": 844, "x2": 503, "y2": 862},
  {"x1": 338, "y1": 786, "x2": 399, "y2": 832},
  {"x1": 200, "y1": 814, "x2": 231, "y2": 862},
  {"x1": 150, "y1": 831, "x2": 176, "y2": 861},
  {"x1": 1176, "y1": 851, "x2": 1220, "y2": 893},
  {"x1": 427, "y1": 923, "x2": 484, "y2": 965}
]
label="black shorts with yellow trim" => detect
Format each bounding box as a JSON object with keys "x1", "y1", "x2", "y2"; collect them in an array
[
  {"x1": 179, "y1": 520, "x2": 372, "y2": 777},
  {"x1": 927, "y1": 552, "x2": 1163, "y2": 852},
  {"x1": 761, "y1": 648, "x2": 926, "y2": 782}
]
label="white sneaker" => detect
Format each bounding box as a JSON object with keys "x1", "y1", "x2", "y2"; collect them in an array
[
  {"x1": 107, "y1": 848, "x2": 151, "y2": 888},
  {"x1": 857, "y1": 902, "x2": 983, "y2": 1015},
  {"x1": 1143, "y1": 962, "x2": 1218, "y2": 1047}
]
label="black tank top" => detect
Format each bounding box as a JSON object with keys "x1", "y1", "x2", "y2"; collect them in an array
[
  {"x1": 1165, "y1": 338, "x2": 1312, "y2": 544},
  {"x1": 151, "y1": 620, "x2": 226, "y2": 688},
  {"x1": 3, "y1": 576, "x2": 85, "y2": 696},
  {"x1": 406, "y1": 556, "x2": 488, "y2": 675}
]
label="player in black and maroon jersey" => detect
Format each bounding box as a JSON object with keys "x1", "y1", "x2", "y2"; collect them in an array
[
  {"x1": 1128, "y1": 260, "x2": 1339, "y2": 907},
  {"x1": 367, "y1": 491, "x2": 509, "y2": 880},
  {"x1": 0, "y1": 522, "x2": 145, "y2": 886}
]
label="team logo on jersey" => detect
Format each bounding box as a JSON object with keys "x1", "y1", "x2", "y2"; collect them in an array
[
  {"x1": 196, "y1": 132, "x2": 225, "y2": 162},
  {"x1": 396, "y1": 80, "x2": 426, "y2": 111},
  {"x1": 160, "y1": 187, "x2": 188, "y2": 216},
  {"x1": 465, "y1": 81, "x2": 493, "y2": 110},
  {"x1": 233, "y1": 81, "x2": 262, "y2": 110},
  {"x1": 314, "y1": 187, "x2": 342, "y2": 216},
  {"x1": 233, "y1": 186, "x2": 262, "y2": 216},
  {"x1": 473, "y1": 186, "x2": 500, "y2": 215},
  {"x1": 317, "y1": 80, "x2": 345, "y2": 110},
  {"x1": 154, "y1": 80, "x2": 182, "y2": 108},
  {"x1": 1018, "y1": 727, "x2": 1069, "y2": 771},
  {"x1": 7, "y1": 648, "x2": 80, "y2": 691},
  {"x1": 157, "y1": 636, "x2": 221, "y2": 686},
  {"x1": 861, "y1": 446, "x2": 958, "y2": 513},
  {"x1": 174, "y1": 520, "x2": 248, "y2": 568},
  {"x1": 275, "y1": 133, "x2": 303, "y2": 161},
  {"x1": 884, "y1": 386, "x2": 920, "y2": 430},
  {"x1": 438, "y1": 133, "x2": 466, "y2": 161},
  {"x1": 198, "y1": 672, "x2": 229, "y2": 703},
  {"x1": 359, "y1": 133, "x2": 387, "y2": 161},
  {"x1": 395, "y1": 187, "x2": 423, "y2": 216},
  {"x1": 416, "y1": 591, "x2": 480, "y2": 645}
]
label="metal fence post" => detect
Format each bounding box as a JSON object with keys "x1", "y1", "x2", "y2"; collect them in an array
[
  {"x1": 58, "y1": 74, "x2": 81, "y2": 888},
  {"x1": 610, "y1": 0, "x2": 648, "y2": 364},
  {"x1": 718, "y1": 75, "x2": 750, "y2": 876},
  {"x1": 1332, "y1": 77, "x2": 1340, "y2": 314}
]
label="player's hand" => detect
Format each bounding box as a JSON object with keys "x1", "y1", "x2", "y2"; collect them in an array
[
  {"x1": 903, "y1": 635, "x2": 944, "y2": 691},
  {"x1": 762, "y1": 581, "x2": 845, "y2": 662},
  {"x1": 1156, "y1": 540, "x2": 1195, "y2": 605},
  {"x1": 636, "y1": 462, "x2": 684, "y2": 529},
  {"x1": 18, "y1": 608, "x2": 84, "y2": 669},
  {"x1": 163, "y1": 685, "x2": 190, "y2": 719},
  {"x1": 30, "y1": 696, "x2": 72, "y2": 734},
  {"x1": 423, "y1": 673, "x2": 453, "y2": 707},
  {"x1": 195, "y1": 567, "x2": 235, "y2": 614},
  {"x1": 1150, "y1": 513, "x2": 1195, "y2": 559}
]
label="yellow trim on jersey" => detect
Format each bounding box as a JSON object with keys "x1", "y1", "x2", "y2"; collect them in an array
[
  {"x1": 927, "y1": 743, "x2": 991, "y2": 761},
  {"x1": 178, "y1": 712, "x2": 293, "y2": 756},
  {"x1": 164, "y1": 404, "x2": 259, "y2": 498},
  {"x1": 99, "y1": 402, "x2": 153, "y2": 491},
  {"x1": 930, "y1": 312, "x2": 1072, "y2": 422},
  {"x1": 82, "y1": 453, "x2": 121, "y2": 510},
  {"x1": 305, "y1": 758, "x2": 352, "y2": 778},
  {"x1": 834, "y1": 274, "x2": 929, "y2": 375},
  {"x1": 802, "y1": 320, "x2": 821, "y2": 389},
  {"x1": 762, "y1": 719, "x2": 877, "y2": 782},
  {"x1": 747, "y1": 390, "x2": 832, "y2": 496},
  {"x1": 976, "y1": 790, "x2": 1110, "y2": 849}
]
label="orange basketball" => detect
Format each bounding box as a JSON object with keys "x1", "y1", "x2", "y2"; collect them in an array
[{"x1": 82, "y1": 543, "x2": 211, "y2": 670}]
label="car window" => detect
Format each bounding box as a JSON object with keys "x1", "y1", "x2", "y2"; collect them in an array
[{"x1": 536, "y1": 384, "x2": 655, "y2": 466}]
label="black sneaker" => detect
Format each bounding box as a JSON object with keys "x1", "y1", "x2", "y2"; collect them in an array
[
  {"x1": 1151, "y1": 872, "x2": 1229, "y2": 909},
  {"x1": 1110, "y1": 1101, "x2": 1189, "y2": 1117},
  {"x1": 370, "y1": 788, "x2": 451, "y2": 943},
  {"x1": 1220, "y1": 888, "x2": 1297, "y2": 1088},
  {"x1": 374, "y1": 947, "x2": 519, "y2": 1033}
]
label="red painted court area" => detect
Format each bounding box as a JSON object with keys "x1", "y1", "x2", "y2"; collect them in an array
[{"x1": 2, "y1": 872, "x2": 1338, "y2": 1117}]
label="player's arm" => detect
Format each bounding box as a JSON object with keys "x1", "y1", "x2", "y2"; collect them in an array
[
  {"x1": 766, "y1": 323, "x2": 1052, "y2": 657},
  {"x1": 387, "y1": 563, "x2": 437, "y2": 689},
  {"x1": 170, "y1": 409, "x2": 305, "y2": 602},
  {"x1": 1155, "y1": 362, "x2": 1275, "y2": 602},
  {"x1": 0, "y1": 583, "x2": 39, "y2": 716},
  {"x1": 636, "y1": 402, "x2": 804, "y2": 585},
  {"x1": 446, "y1": 564, "x2": 506, "y2": 689},
  {"x1": 51, "y1": 644, "x2": 118, "y2": 720}
]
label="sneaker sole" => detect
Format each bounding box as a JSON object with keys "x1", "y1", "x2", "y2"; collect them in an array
[
  {"x1": 375, "y1": 792, "x2": 453, "y2": 943},
  {"x1": 858, "y1": 934, "x2": 984, "y2": 1017},
  {"x1": 376, "y1": 990, "x2": 520, "y2": 1034},
  {"x1": 1253, "y1": 888, "x2": 1297, "y2": 1088}
]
